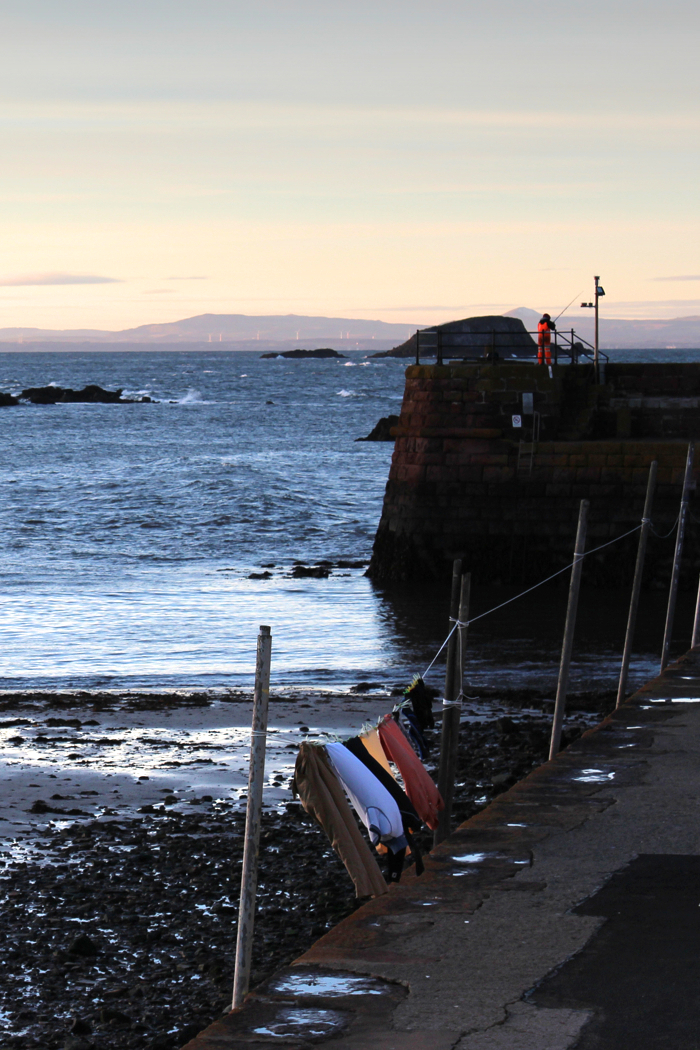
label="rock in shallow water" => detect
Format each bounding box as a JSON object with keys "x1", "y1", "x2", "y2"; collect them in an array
[
  {"x1": 259, "y1": 348, "x2": 345, "y2": 359},
  {"x1": 355, "y1": 414, "x2": 399, "y2": 441},
  {"x1": 19, "y1": 384, "x2": 152, "y2": 405}
]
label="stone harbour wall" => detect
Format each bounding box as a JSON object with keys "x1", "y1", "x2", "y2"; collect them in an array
[{"x1": 368, "y1": 363, "x2": 700, "y2": 586}]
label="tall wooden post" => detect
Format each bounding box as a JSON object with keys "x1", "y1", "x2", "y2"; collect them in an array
[
  {"x1": 443, "y1": 571, "x2": 470, "y2": 808},
  {"x1": 692, "y1": 574, "x2": 700, "y2": 650},
  {"x1": 458, "y1": 573, "x2": 471, "y2": 687},
  {"x1": 661, "y1": 443, "x2": 695, "y2": 671},
  {"x1": 549, "y1": 500, "x2": 589, "y2": 759},
  {"x1": 616, "y1": 461, "x2": 657, "y2": 707},
  {"x1": 232, "y1": 626, "x2": 272, "y2": 1010},
  {"x1": 434, "y1": 561, "x2": 463, "y2": 846}
]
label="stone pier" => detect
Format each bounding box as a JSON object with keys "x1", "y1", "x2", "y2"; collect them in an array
[{"x1": 368, "y1": 362, "x2": 700, "y2": 585}]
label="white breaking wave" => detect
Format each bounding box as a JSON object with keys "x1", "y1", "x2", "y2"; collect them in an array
[{"x1": 177, "y1": 389, "x2": 216, "y2": 404}]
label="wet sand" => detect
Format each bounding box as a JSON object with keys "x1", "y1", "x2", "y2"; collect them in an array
[
  {"x1": 0, "y1": 688, "x2": 613, "y2": 1050},
  {"x1": 0, "y1": 690, "x2": 398, "y2": 832}
]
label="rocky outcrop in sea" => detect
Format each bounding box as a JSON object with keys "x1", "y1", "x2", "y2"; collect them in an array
[
  {"x1": 20, "y1": 385, "x2": 153, "y2": 405},
  {"x1": 356, "y1": 414, "x2": 399, "y2": 441},
  {"x1": 0, "y1": 385, "x2": 154, "y2": 406},
  {"x1": 260, "y1": 348, "x2": 345, "y2": 359}
]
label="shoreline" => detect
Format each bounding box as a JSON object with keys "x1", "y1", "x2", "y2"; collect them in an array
[{"x1": 0, "y1": 686, "x2": 615, "y2": 833}]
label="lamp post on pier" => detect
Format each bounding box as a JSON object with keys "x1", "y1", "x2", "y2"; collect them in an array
[{"x1": 581, "y1": 275, "x2": 605, "y2": 381}]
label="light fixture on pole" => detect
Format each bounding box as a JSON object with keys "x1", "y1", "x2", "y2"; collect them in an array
[{"x1": 580, "y1": 276, "x2": 605, "y2": 381}]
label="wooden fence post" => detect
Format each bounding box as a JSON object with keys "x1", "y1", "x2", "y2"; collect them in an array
[
  {"x1": 661, "y1": 442, "x2": 695, "y2": 671},
  {"x1": 549, "y1": 500, "x2": 589, "y2": 759},
  {"x1": 232, "y1": 626, "x2": 272, "y2": 1010},
  {"x1": 435, "y1": 568, "x2": 469, "y2": 845},
  {"x1": 616, "y1": 461, "x2": 657, "y2": 706}
]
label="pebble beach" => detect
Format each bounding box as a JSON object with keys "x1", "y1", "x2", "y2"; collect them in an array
[{"x1": 0, "y1": 685, "x2": 611, "y2": 1050}]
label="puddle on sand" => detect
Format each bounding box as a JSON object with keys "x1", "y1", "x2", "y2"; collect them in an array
[
  {"x1": 268, "y1": 970, "x2": 390, "y2": 998},
  {"x1": 572, "y1": 769, "x2": 616, "y2": 783},
  {"x1": 644, "y1": 697, "x2": 700, "y2": 704},
  {"x1": 0, "y1": 705, "x2": 407, "y2": 826},
  {"x1": 251, "y1": 1007, "x2": 347, "y2": 1039},
  {"x1": 450, "y1": 851, "x2": 528, "y2": 865},
  {"x1": 0, "y1": 716, "x2": 309, "y2": 825}
]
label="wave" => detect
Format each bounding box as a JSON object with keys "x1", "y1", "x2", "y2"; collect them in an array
[{"x1": 174, "y1": 389, "x2": 217, "y2": 405}]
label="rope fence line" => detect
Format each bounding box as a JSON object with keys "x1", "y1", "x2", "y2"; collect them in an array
[
  {"x1": 255, "y1": 507, "x2": 689, "y2": 746},
  {"x1": 421, "y1": 519, "x2": 657, "y2": 681},
  {"x1": 650, "y1": 512, "x2": 681, "y2": 539}
]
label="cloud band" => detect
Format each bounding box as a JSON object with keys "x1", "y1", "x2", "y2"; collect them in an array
[{"x1": 0, "y1": 272, "x2": 120, "y2": 287}]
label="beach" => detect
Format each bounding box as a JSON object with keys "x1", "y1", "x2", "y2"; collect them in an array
[{"x1": 0, "y1": 681, "x2": 611, "y2": 1050}]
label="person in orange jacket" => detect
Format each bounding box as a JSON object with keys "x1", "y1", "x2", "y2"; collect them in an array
[{"x1": 538, "y1": 313, "x2": 555, "y2": 365}]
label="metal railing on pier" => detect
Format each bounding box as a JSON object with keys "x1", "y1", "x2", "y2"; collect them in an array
[{"x1": 414, "y1": 327, "x2": 609, "y2": 368}]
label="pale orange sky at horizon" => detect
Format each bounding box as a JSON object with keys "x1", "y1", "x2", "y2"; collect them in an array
[{"x1": 1, "y1": 1, "x2": 698, "y2": 331}]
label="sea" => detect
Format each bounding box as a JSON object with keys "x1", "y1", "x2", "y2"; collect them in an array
[{"x1": 0, "y1": 347, "x2": 696, "y2": 698}]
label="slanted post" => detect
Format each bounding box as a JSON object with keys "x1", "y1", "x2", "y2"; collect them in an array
[
  {"x1": 661, "y1": 442, "x2": 695, "y2": 671},
  {"x1": 435, "y1": 572, "x2": 470, "y2": 846},
  {"x1": 232, "y1": 625, "x2": 272, "y2": 1010},
  {"x1": 617, "y1": 461, "x2": 657, "y2": 707},
  {"x1": 458, "y1": 573, "x2": 471, "y2": 686},
  {"x1": 549, "y1": 500, "x2": 589, "y2": 759},
  {"x1": 692, "y1": 572, "x2": 700, "y2": 649},
  {"x1": 571, "y1": 329, "x2": 576, "y2": 364},
  {"x1": 434, "y1": 560, "x2": 462, "y2": 846}
]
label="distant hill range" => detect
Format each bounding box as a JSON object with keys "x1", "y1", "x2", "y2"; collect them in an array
[
  {"x1": 0, "y1": 309, "x2": 699, "y2": 350},
  {"x1": 0, "y1": 313, "x2": 418, "y2": 350}
]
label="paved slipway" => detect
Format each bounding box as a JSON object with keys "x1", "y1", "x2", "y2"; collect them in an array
[{"x1": 184, "y1": 650, "x2": 700, "y2": 1050}]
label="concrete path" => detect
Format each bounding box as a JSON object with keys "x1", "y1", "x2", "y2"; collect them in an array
[{"x1": 183, "y1": 649, "x2": 700, "y2": 1049}]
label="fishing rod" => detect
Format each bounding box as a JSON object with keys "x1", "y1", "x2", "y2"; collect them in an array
[{"x1": 553, "y1": 291, "x2": 582, "y2": 324}]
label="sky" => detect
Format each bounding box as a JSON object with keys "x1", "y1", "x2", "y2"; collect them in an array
[{"x1": 0, "y1": 0, "x2": 698, "y2": 331}]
